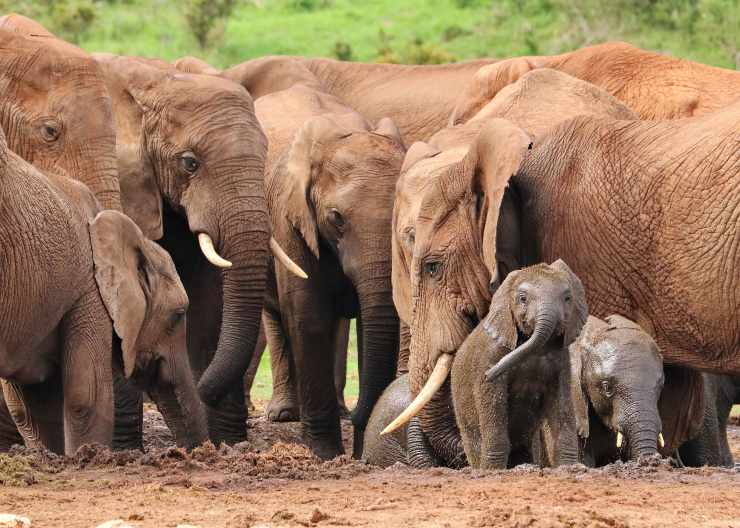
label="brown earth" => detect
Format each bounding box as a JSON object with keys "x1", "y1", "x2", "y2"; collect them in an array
[{"x1": 0, "y1": 406, "x2": 738, "y2": 528}]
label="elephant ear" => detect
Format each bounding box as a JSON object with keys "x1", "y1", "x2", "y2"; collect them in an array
[
  {"x1": 94, "y1": 54, "x2": 169, "y2": 240},
  {"x1": 569, "y1": 316, "x2": 602, "y2": 439},
  {"x1": 90, "y1": 210, "x2": 160, "y2": 378},
  {"x1": 281, "y1": 113, "x2": 368, "y2": 259},
  {"x1": 551, "y1": 259, "x2": 589, "y2": 346},
  {"x1": 482, "y1": 269, "x2": 520, "y2": 352},
  {"x1": 401, "y1": 141, "x2": 441, "y2": 174},
  {"x1": 467, "y1": 119, "x2": 532, "y2": 277},
  {"x1": 450, "y1": 57, "x2": 544, "y2": 126}
]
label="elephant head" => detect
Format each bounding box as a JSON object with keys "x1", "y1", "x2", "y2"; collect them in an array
[
  {"x1": 269, "y1": 109, "x2": 406, "y2": 441},
  {"x1": 92, "y1": 55, "x2": 299, "y2": 406},
  {"x1": 90, "y1": 210, "x2": 208, "y2": 449},
  {"x1": 571, "y1": 315, "x2": 665, "y2": 460},
  {"x1": 0, "y1": 25, "x2": 119, "y2": 210}
]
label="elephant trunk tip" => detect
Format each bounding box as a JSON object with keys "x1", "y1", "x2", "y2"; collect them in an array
[{"x1": 197, "y1": 375, "x2": 227, "y2": 408}]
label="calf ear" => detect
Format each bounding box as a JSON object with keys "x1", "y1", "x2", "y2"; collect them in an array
[
  {"x1": 374, "y1": 117, "x2": 405, "y2": 148},
  {"x1": 482, "y1": 270, "x2": 520, "y2": 352},
  {"x1": 569, "y1": 326, "x2": 595, "y2": 439},
  {"x1": 401, "y1": 141, "x2": 440, "y2": 174},
  {"x1": 551, "y1": 259, "x2": 589, "y2": 346},
  {"x1": 89, "y1": 211, "x2": 158, "y2": 378}
]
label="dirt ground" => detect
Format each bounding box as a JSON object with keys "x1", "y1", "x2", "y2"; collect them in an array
[{"x1": 0, "y1": 407, "x2": 738, "y2": 528}]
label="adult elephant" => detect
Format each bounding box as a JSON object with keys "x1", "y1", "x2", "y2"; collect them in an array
[
  {"x1": 0, "y1": 125, "x2": 208, "y2": 454},
  {"x1": 175, "y1": 55, "x2": 496, "y2": 145},
  {"x1": 451, "y1": 41, "x2": 740, "y2": 125},
  {"x1": 93, "y1": 55, "x2": 303, "y2": 446},
  {"x1": 388, "y1": 73, "x2": 739, "y2": 467},
  {"x1": 255, "y1": 84, "x2": 406, "y2": 459}
]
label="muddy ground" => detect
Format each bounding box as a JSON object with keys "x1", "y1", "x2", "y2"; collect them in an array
[{"x1": 0, "y1": 406, "x2": 738, "y2": 528}]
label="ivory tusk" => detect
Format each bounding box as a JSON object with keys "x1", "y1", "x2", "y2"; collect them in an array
[
  {"x1": 380, "y1": 353, "x2": 453, "y2": 436},
  {"x1": 616, "y1": 431, "x2": 624, "y2": 448},
  {"x1": 198, "y1": 233, "x2": 232, "y2": 268},
  {"x1": 270, "y1": 237, "x2": 308, "y2": 279},
  {"x1": 658, "y1": 432, "x2": 665, "y2": 448}
]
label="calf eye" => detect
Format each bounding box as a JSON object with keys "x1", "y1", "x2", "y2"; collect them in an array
[
  {"x1": 424, "y1": 261, "x2": 442, "y2": 279},
  {"x1": 517, "y1": 291, "x2": 528, "y2": 305},
  {"x1": 564, "y1": 292, "x2": 573, "y2": 303},
  {"x1": 601, "y1": 380, "x2": 613, "y2": 398},
  {"x1": 328, "y1": 208, "x2": 345, "y2": 228}
]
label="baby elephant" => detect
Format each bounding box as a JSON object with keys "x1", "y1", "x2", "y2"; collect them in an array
[
  {"x1": 452, "y1": 260, "x2": 587, "y2": 469},
  {"x1": 570, "y1": 315, "x2": 665, "y2": 466}
]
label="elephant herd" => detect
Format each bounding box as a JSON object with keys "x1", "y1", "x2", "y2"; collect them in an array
[{"x1": 0, "y1": 14, "x2": 737, "y2": 473}]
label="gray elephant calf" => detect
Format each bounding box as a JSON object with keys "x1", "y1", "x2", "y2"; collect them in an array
[
  {"x1": 452, "y1": 260, "x2": 587, "y2": 469},
  {"x1": 570, "y1": 315, "x2": 666, "y2": 465}
]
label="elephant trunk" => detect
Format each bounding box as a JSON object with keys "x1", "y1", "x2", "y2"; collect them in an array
[
  {"x1": 485, "y1": 305, "x2": 558, "y2": 381},
  {"x1": 150, "y1": 353, "x2": 208, "y2": 449},
  {"x1": 418, "y1": 381, "x2": 467, "y2": 468},
  {"x1": 351, "y1": 278, "x2": 400, "y2": 458},
  {"x1": 622, "y1": 405, "x2": 662, "y2": 460},
  {"x1": 196, "y1": 205, "x2": 269, "y2": 407}
]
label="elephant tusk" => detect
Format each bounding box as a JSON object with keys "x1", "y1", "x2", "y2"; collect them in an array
[
  {"x1": 658, "y1": 432, "x2": 665, "y2": 448},
  {"x1": 616, "y1": 431, "x2": 624, "y2": 448},
  {"x1": 198, "y1": 233, "x2": 232, "y2": 268},
  {"x1": 270, "y1": 237, "x2": 308, "y2": 279},
  {"x1": 380, "y1": 353, "x2": 453, "y2": 436}
]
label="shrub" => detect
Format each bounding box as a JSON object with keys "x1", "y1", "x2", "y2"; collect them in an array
[
  {"x1": 333, "y1": 40, "x2": 354, "y2": 61},
  {"x1": 184, "y1": 0, "x2": 236, "y2": 49}
]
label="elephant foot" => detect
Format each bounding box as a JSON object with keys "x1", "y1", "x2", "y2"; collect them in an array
[
  {"x1": 303, "y1": 411, "x2": 344, "y2": 460},
  {"x1": 266, "y1": 396, "x2": 299, "y2": 423},
  {"x1": 337, "y1": 398, "x2": 351, "y2": 419}
]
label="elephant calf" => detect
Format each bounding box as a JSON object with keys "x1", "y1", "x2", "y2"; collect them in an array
[
  {"x1": 451, "y1": 260, "x2": 587, "y2": 469},
  {"x1": 570, "y1": 315, "x2": 666, "y2": 465}
]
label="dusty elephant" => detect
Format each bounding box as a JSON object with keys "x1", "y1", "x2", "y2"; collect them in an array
[
  {"x1": 0, "y1": 123, "x2": 207, "y2": 454},
  {"x1": 451, "y1": 41, "x2": 740, "y2": 125},
  {"x1": 570, "y1": 315, "x2": 666, "y2": 465},
  {"x1": 253, "y1": 83, "x2": 405, "y2": 459},
  {"x1": 176, "y1": 54, "x2": 497, "y2": 145},
  {"x1": 447, "y1": 260, "x2": 587, "y2": 469},
  {"x1": 390, "y1": 81, "x2": 739, "y2": 468},
  {"x1": 387, "y1": 69, "x2": 636, "y2": 466},
  {"x1": 92, "y1": 55, "x2": 303, "y2": 446}
]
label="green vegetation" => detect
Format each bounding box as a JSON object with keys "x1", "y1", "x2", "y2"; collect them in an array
[{"x1": 4, "y1": 0, "x2": 736, "y2": 69}]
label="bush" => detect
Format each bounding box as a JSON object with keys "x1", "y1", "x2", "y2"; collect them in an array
[
  {"x1": 333, "y1": 40, "x2": 354, "y2": 61},
  {"x1": 0, "y1": 0, "x2": 97, "y2": 43},
  {"x1": 184, "y1": 0, "x2": 236, "y2": 49}
]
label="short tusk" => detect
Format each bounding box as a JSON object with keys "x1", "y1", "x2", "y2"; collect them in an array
[
  {"x1": 616, "y1": 431, "x2": 624, "y2": 448},
  {"x1": 380, "y1": 353, "x2": 453, "y2": 436},
  {"x1": 270, "y1": 237, "x2": 308, "y2": 279},
  {"x1": 658, "y1": 432, "x2": 665, "y2": 448},
  {"x1": 198, "y1": 233, "x2": 232, "y2": 268}
]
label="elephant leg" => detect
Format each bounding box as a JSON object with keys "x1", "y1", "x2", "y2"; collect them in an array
[
  {"x1": 478, "y1": 378, "x2": 510, "y2": 470},
  {"x1": 264, "y1": 309, "x2": 299, "y2": 423},
  {"x1": 243, "y1": 321, "x2": 267, "y2": 413},
  {"x1": 112, "y1": 342, "x2": 143, "y2": 451},
  {"x1": 2, "y1": 377, "x2": 64, "y2": 454},
  {"x1": 334, "y1": 318, "x2": 350, "y2": 417},
  {"x1": 553, "y1": 359, "x2": 579, "y2": 466},
  {"x1": 0, "y1": 388, "x2": 24, "y2": 451},
  {"x1": 61, "y1": 291, "x2": 114, "y2": 454},
  {"x1": 289, "y1": 313, "x2": 343, "y2": 460}
]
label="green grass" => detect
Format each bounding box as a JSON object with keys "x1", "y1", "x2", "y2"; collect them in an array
[
  {"x1": 19, "y1": 0, "x2": 738, "y2": 70},
  {"x1": 250, "y1": 319, "x2": 359, "y2": 404}
]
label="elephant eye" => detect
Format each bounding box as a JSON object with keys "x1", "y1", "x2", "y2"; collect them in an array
[
  {"x1": 563, "y1": 291, "x2": 573, "y2": 303},
  {"x1": 424, "y1": 260, "x2": 442, "y2": 279},
  {"x1": 41, "y1": 121, "x2": 61, "y2": 142},
  {"x1": 517, "y1": 291, "x2": 528, "y2": 305},
  {"x1": 328, "y1": 208, "x2": 345, "y2": 228},
  {"x1": 180, "y1": 152, "x2": 200, "y2": 174},
  {"x1": 601, "y1": 380, "x2": 613, "y2": 398},
  {"x1": 168, "y1": 308, "x2": 186, "y2": 331}
]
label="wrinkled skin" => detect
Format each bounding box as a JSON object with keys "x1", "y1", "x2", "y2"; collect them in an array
[
  {"x1": 93, "y1": 55, "x2": 270, "y2": 446},
  {"x1": 570, "y1": 315, "x2": 665, "y2": 465},
  {"x1": 0, "y1": 123, "x2": 205, "y2": 453},
  {"x1": 256, "y1": 84, "x2": 405, "y2": 459},
  {"x1": 679, "y1": 374, "x2": 739, "y2": 467},
  {"x1": 452, "y1": 261, "x2": 586, "y2": 469},
  {"x1": 451, "y1": 41, "x2": 740, "y2": 125},
  {"x1": 400, "y1": 88, "x2": 740, "y2": 467},
  {"x1": 392, "y1": 69, "x2": 636, "y2": 467},
  {"x1": 176, "y1": 55, "x2": 496, "y2": 144},
  {"x1": 0, "y1": 24, "x2": 119, "y2": 209}
]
